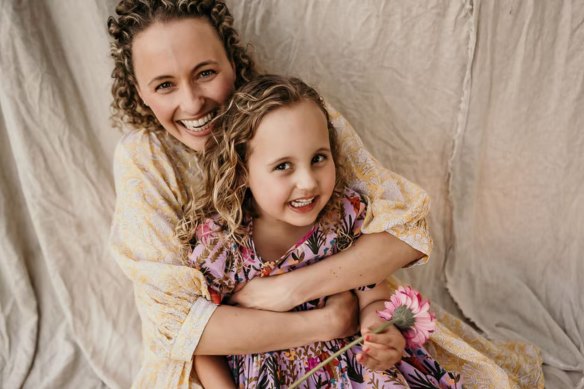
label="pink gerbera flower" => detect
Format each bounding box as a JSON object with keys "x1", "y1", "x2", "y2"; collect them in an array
[
  {"x1": 377, "y1": 285, "x2": 436, "y2": 347},
  {"x1": 290, "y1": 285, "x2": 436, "y2": 388}
]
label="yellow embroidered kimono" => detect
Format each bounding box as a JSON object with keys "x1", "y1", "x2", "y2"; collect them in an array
[{"x1": 110, "y1": 105, "x2": 543, "y2": 388}]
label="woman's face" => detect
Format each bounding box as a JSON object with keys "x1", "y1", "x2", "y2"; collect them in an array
[{"x1": 132, "y1": 18, "x2": 236, "y2": 151}]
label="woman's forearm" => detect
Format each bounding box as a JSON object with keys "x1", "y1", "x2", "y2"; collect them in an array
[
  {"x1": 287, "y1": 232, "x2": 422, "y2": 304},
  {"x1": 195, "y1": 305, "x2": 331, "y2": 355}
]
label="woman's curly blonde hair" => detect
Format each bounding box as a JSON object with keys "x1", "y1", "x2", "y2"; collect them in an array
[
  {"x1": 107, "y1": 0, "x2": 258, "y2": 132},
  {"x1": 177, "y1": 75, "x2": 348, "y2": 249}
]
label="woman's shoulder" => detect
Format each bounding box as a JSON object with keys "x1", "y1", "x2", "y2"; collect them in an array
[
  {"x1": 113, "y1": 129, "x2": 198, "y2": 184},
  {"x1": 114, "y1": 129, "x2": 169, "y2": 162}
]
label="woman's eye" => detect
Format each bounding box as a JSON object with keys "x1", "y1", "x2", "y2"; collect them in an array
[
  {"x1": 275, "y1": 162, "x2": 291, "y2": 171},
  {"x1": 155, "y1": 81, "x2": 173, "y2": 91},
  {"x1": 199, "y1": 69, "x2": 217, "y2": 79},
  {"x1": 312, "y1": 154, "x2": 327, "y2": 164}
]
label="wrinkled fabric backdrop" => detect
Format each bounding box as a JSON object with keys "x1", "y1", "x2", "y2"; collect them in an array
[{"x1": 0, "y1": 0, "x2": 582, "y2": 388}]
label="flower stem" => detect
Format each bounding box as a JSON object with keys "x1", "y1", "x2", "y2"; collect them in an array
[{"x1": 289, "y1": 320, "x2": 394, "y2": 389}]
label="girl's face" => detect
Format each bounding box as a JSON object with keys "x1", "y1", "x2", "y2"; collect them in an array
[
  {"x1": 132, "y1": 18, "x2": 236, "y2": 151},
  {"x1": 247, "y1": 100, "x2": 336, "y2": 231}
]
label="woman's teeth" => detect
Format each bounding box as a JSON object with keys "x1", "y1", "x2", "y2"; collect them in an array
[
  {"x1": 180, "y1": 112, "x2": 215, "y2": 132},
  {"x1": 290, "y1": 198, "x2": 315, "y2": 208}
]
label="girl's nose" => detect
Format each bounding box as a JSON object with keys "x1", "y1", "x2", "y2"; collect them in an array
[
  {"x1": 296, "y1": 169, "x2": 318, "y2": 191},
  {"x1": 180, "y1": 85, "x2": 204, "y2": 114}
]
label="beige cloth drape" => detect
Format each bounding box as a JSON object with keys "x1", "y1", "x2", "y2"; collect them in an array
[{"x1": 1, "y1": 1, "x2": 582, "y2": 388}]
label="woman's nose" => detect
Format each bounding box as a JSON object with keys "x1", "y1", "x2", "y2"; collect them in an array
[{"x1": 180, "y1": 85, "x2": 204, "y2": 114}]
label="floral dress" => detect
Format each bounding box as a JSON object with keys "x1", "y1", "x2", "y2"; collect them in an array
[{"x1": 189, "y1": 188, "x2": 462, "y2": 388}]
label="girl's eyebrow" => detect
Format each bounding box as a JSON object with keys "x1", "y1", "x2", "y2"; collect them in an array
[
  {"x1": 315, "y1": 147, "x2": 331, "y2": 153},
  {"x1": 267, "y1": 147, "x2": 331, "y2": 166},
  {"x1": 146, "y1": 60, "x2": 219, "y2": 86},
  {"x1": 268, "y1": 156, "x2": 293, "y2": 166}
]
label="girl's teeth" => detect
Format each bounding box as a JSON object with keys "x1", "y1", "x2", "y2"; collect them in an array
[
  {"x1": 180, "y1": 112, "x2": 214, "y2": 131},
  {"x1": 291, "y1": 198, "x2": 314, "y2": 208}
]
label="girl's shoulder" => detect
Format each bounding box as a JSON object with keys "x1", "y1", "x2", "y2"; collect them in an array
[
  {"x1": 339, "y1": 187, "x2": 368, "y2": 213},
  {"x1": 320, "y1": 187, "x2": 367, "y2": 226},
  {"x1": 192, "y1": 216, "x2": 248, "y2": 251},
  {"x1": 194, "y1": 217, "x2": 225, "y2": 242},
  {"x1": 188, "y1": 217, "x2": 233, "y2": 263}
]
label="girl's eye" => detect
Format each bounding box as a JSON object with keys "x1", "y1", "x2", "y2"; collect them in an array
[
  {"x1": 155, "y1": 81, "x2": 173, "y2": 91},
  {"x1": 312, "y1": 154, "x2": 327, "y2": 164},
  {"x1": 275, "y1": 162, "x2": 291, "y2": 171}
]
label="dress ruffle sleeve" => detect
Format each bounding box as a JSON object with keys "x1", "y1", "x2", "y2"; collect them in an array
[
  {"x1": 109, "y1": 130, "x2": 215, "y2": 388},
  {"x1": 326, "y1": 103, "x2": 433, "y2": 264}
]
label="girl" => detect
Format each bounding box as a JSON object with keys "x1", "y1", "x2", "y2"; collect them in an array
[{"x1": 183, "y1": 75, "x2": 462, "y2": 388}]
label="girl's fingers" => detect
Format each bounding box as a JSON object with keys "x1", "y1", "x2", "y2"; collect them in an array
[
  {"x1": 364, "y1": 327, "x2": 406, "y2": 351},
  {"x1": 357, "y1": 347, "x2": 402, "y2": 371},
  {"x1": 364, "y1": 333, "x2": 397, "y2": 348}
]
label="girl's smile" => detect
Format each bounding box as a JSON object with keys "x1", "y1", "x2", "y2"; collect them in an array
[{"x1": 289, "y1": 196, "x2": 319, "y2": 213}]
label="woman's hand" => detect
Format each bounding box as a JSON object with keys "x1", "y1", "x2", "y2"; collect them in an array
[
  {"x1": 321, "y1": 291, "x2": 360, "y2": 340},
  {"x1": 356, "y1": 315, "x2": 405, "y2": 371},
  {"x1": 227, "y1": 275, "x2": 300, "y2": 312}
]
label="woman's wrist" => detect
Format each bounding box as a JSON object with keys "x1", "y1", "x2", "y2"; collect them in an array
[{"x1": 272, "y1": 268, "x2": 313, "y2": 307}]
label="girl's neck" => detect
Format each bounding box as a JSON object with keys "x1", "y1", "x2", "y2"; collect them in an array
[{"x1": 252, "y1": 218, "x2": 314, "y2": 261}]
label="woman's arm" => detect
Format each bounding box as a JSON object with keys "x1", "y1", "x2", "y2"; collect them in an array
[
  {"x1": 287, "y1": 232, "x2": 421, "y2": 303},
  {"x1": 196, "y1": 291, "x2": 358, "y2": 355},
  {"x1": 229, "y1": 232, "x2": 421, "y2": 311}
]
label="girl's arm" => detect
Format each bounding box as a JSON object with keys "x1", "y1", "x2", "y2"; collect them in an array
[
  {"x1": 194, "y1": 356, "x2": 236, "y2": 389},
  {"x1": 354, "y1": 282, "x2": 406, "y2": 371}
]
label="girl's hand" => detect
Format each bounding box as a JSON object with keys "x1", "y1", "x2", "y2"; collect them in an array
[
  {"x1": 322, "y1": 291, "x2": 360, "y2": 340},
  {"x1": 356, "y1": 316, "x2": 405, "y2": 371},
  {"x1": 227, "y1": 275, "x2": 299, "y2": 312}
]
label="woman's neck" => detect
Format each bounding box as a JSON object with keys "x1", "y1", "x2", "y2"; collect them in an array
[{"x1": 252, "y1": 218, "x2": 314, "y2": 261}]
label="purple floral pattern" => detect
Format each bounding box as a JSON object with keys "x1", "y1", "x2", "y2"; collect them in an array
[{"x1": 189, "y1": 188, "x2": 461, "y2": 388}]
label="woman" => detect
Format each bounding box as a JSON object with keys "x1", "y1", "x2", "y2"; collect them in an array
[{"x1": 107, "y1": 1, "x2": 543, "y2": 388}]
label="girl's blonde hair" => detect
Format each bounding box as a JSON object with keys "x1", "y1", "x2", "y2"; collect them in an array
[
  {"x1": 107, "y1": 0, "x2": 258, "y2": 132},
  {"x1": 177, "y1": 75, "x2": 348, "y2": 248}
]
